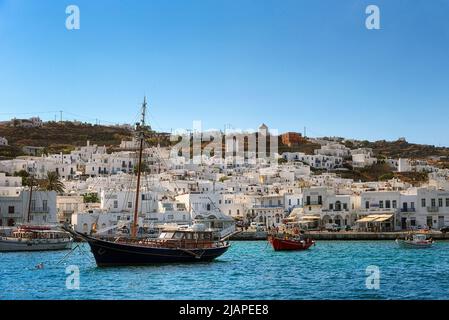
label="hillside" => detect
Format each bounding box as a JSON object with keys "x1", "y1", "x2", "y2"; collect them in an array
[
  {"x1": 343, "y1": 139, "x2": 449, "y2": 159},
  {"x1": 0, "y1": 121, "x2": 173, "y2": 158},
  {"x1": 1, "y1": 122, "x2": 449, "y2": 177}
]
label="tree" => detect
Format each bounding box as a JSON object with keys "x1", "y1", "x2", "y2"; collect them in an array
[
  {"x1": 83, "y1": 193, "x2": 99, "y2": 203},
  {"x1": 379, "y1": 172, "x2": 394, "y2": 181},
  {"x1": 39, "y1": 171, "x2": 65, "y2": 194},
  {"x1": 133, "y1": 162, "x2": 150, "y2": 175},
  {"x1": 14, "y1": 170, "x2": 31, "y2": 186},
  {"x1": 278, "y1": 158, "x2": 287, "y2": 165}
]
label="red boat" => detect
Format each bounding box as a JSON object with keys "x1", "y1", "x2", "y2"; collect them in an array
[{"x1": 268, "y1": 235, "x2": 315, "y2": 251}]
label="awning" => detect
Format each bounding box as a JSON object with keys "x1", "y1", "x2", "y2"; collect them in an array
[
  {"x1": 302, "y1": 216, "x2": 320, "y2": 220},
  {"x1": 356, "y1": 214, "x2": 393, "y2": 223},
  {"x1": 373, "y1": 214, "x2": 393, "y2": 222}
]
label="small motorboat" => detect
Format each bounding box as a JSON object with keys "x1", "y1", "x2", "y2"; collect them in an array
[
  {"x1": 268, "y1": 233, "x2": 315, "y2": 251},
  {"x1": 396, "y1": 233, "x2": 434, "y2": 249}
]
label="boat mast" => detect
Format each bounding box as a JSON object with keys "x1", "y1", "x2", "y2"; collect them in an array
[
  {"x1": 131, "y1": 97, "x2": 147, "y2": 238},
  {"x1": 26, "y1": 176, "x2": 34, "y2": 224}
]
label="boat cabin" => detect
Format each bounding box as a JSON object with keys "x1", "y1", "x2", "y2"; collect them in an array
[
  {"x1": 13, "y1": 229, "x2": 71, "y2": 240},
  {"x1": 158, "y1": 230, "x2": 216, "y2": 242}
]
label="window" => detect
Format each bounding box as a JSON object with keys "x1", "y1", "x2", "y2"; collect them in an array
[
  {"x1": 288, "y1": 199, "x2": 291, "y2": 206},
  {"x1": 113, "y1": 201, "x2": 118, "y2": 209},
  {"x1": 379, "y1": 201, "x2": 384, "y2": 209},
  {"x1": 318, "y1": 196, "x2": 322, "y2": 205},
  {"x1": 43, "y1": 200, "x2": 47, "y2": 211},
  {"x1": 365, "y1": 201, "x2": 369, "y2": 209},
  {"x1": 343, "y1": 203, "x2": 348, "y2": 210},
  {"x1": 411, "y1": 202, "x2": 415, "y2": 209},
  {"x1": 446, "y1": 198, "x2": 449, "y2": 207},
  {"x1": 421, "y1": 199, "x2": 426, "y2": 207},
  {"x1": 329, "y1": 204, "x2": 334, "y2": 210},
  {"x1": 8, "y1": 206, "x2": 14, "y2": 214},
  {"x1": 128, "y1": 202, "x2": 132, "y2": 208},
  {"x1": 306, "y1": 196, "x2": 311, "y2": 206},
  {"x1": 438, "y1": 198, "x2": 443, "y2": 207},
  {"x1": 385, "y1": 200, "x2": 390, "y2": 209},
  {"x1": 392, "y1": 200, "x2": 397, "y2": 209},
  {"x1": 431, "y1": 199, "x2": 436, "y2": 207}
]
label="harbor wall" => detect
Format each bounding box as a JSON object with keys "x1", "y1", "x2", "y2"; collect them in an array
[{"x1": 230, "y1": 231, "x2": 449, "y2": 241}]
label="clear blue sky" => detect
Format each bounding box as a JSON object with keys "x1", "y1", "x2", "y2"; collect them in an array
[{"x1": 1, "y1": 0, "x2": 449, "y2": 146}]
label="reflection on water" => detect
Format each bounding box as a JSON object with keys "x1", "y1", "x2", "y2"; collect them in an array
[{"x1": 1, "y1": 241, "x2": 449, "y2": 300}]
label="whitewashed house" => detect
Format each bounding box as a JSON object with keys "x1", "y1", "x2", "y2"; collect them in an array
[{"x1": 0, "y1": 137, "x2": 8, "y2": 146}]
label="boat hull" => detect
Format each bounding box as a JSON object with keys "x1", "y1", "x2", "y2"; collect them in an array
[
  {"x1": 0, "y1": 237, "x2": 73, "y2": 252},
  {"x1": 81, "y1": 234, "x2": 230, "y2": 266},
  {"x1": 395, "y1": 239, "x2": 433, "y2": 249},
  {"x1": 269, "y1": 236, "x2": 315, "y2": 251}
]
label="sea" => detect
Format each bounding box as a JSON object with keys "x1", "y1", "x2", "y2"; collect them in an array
[{"x1": 1, "y1": 240, "x2": 449, "y2": 300}]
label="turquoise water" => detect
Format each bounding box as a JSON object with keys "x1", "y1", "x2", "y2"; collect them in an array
[{"x1": 1, "y1": 241, "x2": 449, "y2": 300}]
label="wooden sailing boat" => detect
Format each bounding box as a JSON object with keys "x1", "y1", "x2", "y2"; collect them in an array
[{"x1": 63, "y1": 97, "x2": 230, "y2": 266}]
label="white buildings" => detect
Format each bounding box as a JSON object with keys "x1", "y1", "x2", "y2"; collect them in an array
[
  {"x1": 0, "y1": 173, "x2": 21, "y2": 187},
  {"x1": 282, "y1": 152, "x2": 343, "y2": 169},
  {"x1": 314, "y1": 143, "x2": 351, "y2": 158},
  {"x1": 398, "y1": 158, "x2": 411, "y2": 172},
  {"x1": 0, "y1": 137, "x2": 8, "y2": 146},
  {"x1": 0, "y1": 189, "x2": 57, "y2": 226},
  {"x1": 2, "y1": 135, "x2": 449, "y2": 234},
  {"x1": 57, "y1": 194, "x2": 85, "y2": 223}
]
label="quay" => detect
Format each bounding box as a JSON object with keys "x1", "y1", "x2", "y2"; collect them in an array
[{"x1": 230, "y1": 230, "x2": 449, "y2": 241}]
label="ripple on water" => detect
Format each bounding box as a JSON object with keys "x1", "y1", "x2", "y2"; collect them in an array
[{"x1": 2, "y1": 241, "x2": 449, "y2": 299}]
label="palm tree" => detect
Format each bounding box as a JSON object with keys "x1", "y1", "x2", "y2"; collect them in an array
[{"x1": 40, "y1": 171, "x2": 65, "y2": 194}]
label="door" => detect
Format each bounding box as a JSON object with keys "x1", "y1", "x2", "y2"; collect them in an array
[
  {"x1": 438, "y1": 216, "x2": 445, "y2": 228},
  {"x1": 426, "y1": 216, "x2": 433, "y2": 228},
  {"x1": 401, "y1": 217, "x2": 407, "y2": 230}
]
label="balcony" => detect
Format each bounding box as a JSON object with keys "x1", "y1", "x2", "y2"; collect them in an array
[
  {"x1": 400, "y1": 208, "x2": 416, "y2": 213},
  {"x1": 322, "y1": 208, "x2": 349, "y2": 213},
  {"x1": 252, "y1": 204, "x2": 283, "y2": 209},
  {"x1": 427, "y1": 206, "x2": 439, "y2": 213},
  {"x1": 305, "y1": 202, "x2": 322, "y2": 206},
  {"x1": 31, "y1": 207, "x2": 49, "y2": 213}
]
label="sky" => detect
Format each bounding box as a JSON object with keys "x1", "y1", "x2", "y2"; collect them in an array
[{"x1": 0, "y1": 0, "x2": 449, "y2": 146}]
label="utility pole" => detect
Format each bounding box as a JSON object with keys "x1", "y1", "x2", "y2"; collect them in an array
[{"x1": 60, "y1": 110, "x2": 63, "y2": 122}]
